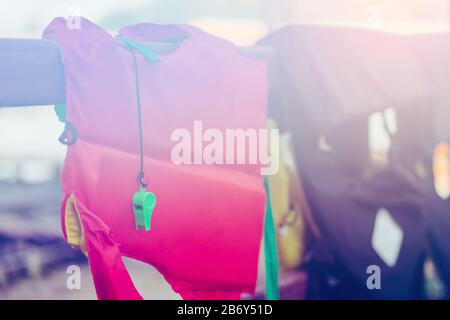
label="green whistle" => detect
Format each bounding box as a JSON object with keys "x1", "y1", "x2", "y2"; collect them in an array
[{"x1": 132, "y1": 187, "x2": 156, "y2": 231}]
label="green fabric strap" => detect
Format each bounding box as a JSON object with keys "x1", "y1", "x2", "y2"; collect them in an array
[
  {"x1": 118, "y1": 37, "x2": 161, "y2": 62},
  {"x1": 264, "y1": 177, "x2": 280, "y2": 300},
  {"x1": 54, "y1": 104, "x2": 67, "y2": 123}
]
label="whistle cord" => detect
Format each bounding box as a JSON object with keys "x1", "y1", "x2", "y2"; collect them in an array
[{"x1": 130, "y1": 49, "x2": 147, "y2": 188}]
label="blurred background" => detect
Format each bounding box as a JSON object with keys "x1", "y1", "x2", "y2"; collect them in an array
[{"x1": 0, "y1": 0, "x2": 450, "y2": 299}]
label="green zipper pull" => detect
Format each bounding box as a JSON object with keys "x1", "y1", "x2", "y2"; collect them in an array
[{"x1": 132, "y1": 187, "x2": 156, "y2": 231}]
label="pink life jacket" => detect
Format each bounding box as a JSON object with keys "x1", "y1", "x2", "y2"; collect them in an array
[{"x1": 43, "y1": 17, "x2": 268, "y2": 300}]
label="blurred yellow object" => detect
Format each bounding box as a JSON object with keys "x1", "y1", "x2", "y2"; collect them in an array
[
  {"x1": 267, "y1": 120, "x2": 305, "y2": 271},
  {"x1": 433, "y1": 142, "x2": 450, "y2": 200},
  {"x1": 64, "y1": 195, "x2": 88, "y2": 256}
]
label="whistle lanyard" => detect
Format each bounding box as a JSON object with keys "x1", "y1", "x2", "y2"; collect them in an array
[
  {"x1": 129, "y1": 48, "x2": 147, "y2": 189},
  {"x1": 121, "y1": 37, "x2": 158, "y2": 231}
]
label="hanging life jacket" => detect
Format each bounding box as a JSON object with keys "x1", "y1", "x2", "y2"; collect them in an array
[{"x1": 44, "y1": 17, "x2": 270, "y2": 300}]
